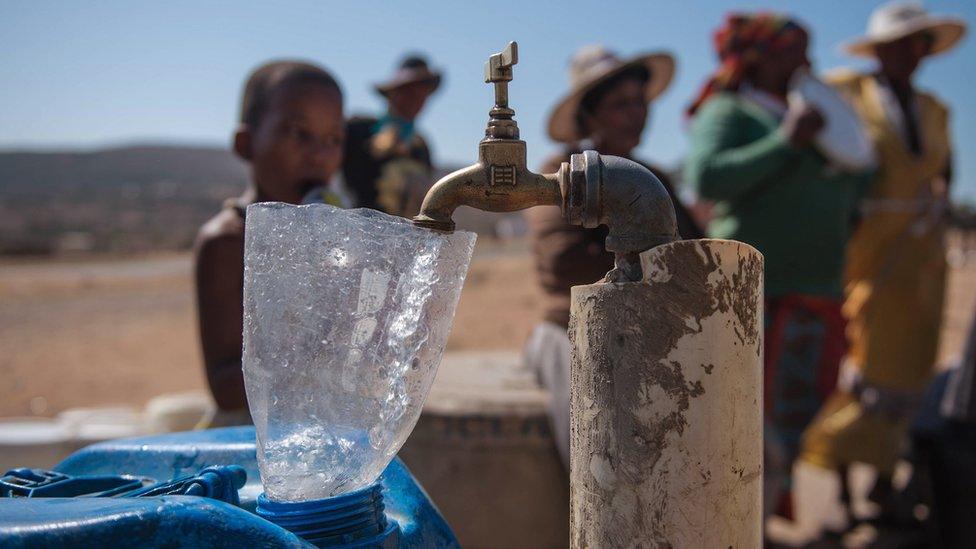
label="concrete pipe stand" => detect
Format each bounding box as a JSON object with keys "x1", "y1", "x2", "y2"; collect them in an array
[{"x1": 570, "y1": 239, "x2": 764, "y2": 548}]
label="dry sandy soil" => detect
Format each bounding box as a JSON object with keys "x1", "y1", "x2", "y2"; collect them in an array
[
  {"x1": 1, "y1": 238, "x2": 974, "y2": 418},
  {"x1": 0, "y1": 240, "x2": 542, "y2": 417}
]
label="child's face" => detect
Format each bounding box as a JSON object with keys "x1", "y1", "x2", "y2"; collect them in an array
[{"x1": 242, "y1": 82, "x2": 344, "y2": 204}]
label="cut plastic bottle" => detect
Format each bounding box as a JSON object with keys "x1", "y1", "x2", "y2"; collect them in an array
[{"x1": 242, "y1": 203, "x2": 476, "y2": 502}]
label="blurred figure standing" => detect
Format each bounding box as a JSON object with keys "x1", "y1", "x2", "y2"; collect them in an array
[
  {"x1": 195, "y1": 61, "x2": 345, "y2": 426},
  {"x1": 802, "y1": 1, "x2": 966, "y2": 515},
  {"x1": 525, "y1": 46, "x2": 703, "y2": 468},
  {"x1": 907, "y1": 304, "x2": 976, "y2": 546},
  {"x1": 342, "y1": 55, "x2": 442, "y2": 217},
  {"x1": 684, "y1": 13, "x2": 872, "y2": 517}
]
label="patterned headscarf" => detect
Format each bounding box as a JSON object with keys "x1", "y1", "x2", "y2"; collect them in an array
[{"x1": 687, "y1": 13, "x2": 809, "y2": 117}]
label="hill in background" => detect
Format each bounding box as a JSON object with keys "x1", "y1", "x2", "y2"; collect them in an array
[
  {"x1": 0, "y1": 145, "x2": 248, "y2": 255},
  {"x1": 0, "y1": 144, "x2": 527, "y2": 256}
]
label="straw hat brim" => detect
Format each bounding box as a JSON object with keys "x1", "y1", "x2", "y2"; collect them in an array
[
  {"x1": 845, "y1": 18, "x2": 967, "y2": 58},
  {"x1": 375, "y1": 73, "x2": 443, "y2": 97},
  {"x1": 547, "y1": 52, "x2": 675, "y2": 144}
]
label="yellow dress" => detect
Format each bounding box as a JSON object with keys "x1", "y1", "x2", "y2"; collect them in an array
[{"x1": 801, "y1": 71, "x2": 952, "y2": 474}]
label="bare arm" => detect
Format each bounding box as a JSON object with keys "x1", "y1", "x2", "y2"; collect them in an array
[{"x1": 194, "y1": 231, "x2": 247, "y2": 410}]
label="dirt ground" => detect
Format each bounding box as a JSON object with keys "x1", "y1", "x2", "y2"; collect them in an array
[
  {"x1": 1, "y1": 237, "x2": 974, "y2": 418},
  {"x1": 0, "y1": 240, "x2": 542, "y2": 417}
]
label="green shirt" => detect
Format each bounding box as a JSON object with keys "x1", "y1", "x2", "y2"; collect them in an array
[{"x1": 685, "y1": 93, "x2": 871, "y2": 298}]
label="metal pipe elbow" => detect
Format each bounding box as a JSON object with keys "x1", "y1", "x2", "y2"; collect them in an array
[{"x1": 561, "y1": 151, "x2": 678, "y2": 281}]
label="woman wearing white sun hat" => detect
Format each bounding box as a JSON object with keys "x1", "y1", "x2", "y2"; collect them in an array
[
  {"x1": 524, "y1": 45, "x2": 703, "y2": 468},
  {"x1": 801, "y1": 0, "x2": 966, "y2": 514}
]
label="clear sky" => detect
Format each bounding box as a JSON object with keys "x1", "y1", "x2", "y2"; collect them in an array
[{"x1": 2, "y1": 0, "x2": 974, "y2": 203}]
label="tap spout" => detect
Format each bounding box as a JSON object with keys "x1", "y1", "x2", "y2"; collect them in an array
[{"x1": 412, "y1": 140, "x2": 562, "y2": 232}]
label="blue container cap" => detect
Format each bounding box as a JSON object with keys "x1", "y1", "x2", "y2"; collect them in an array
[{"x1": 256, "y1": 483, "x2": 399, "y2": 547}]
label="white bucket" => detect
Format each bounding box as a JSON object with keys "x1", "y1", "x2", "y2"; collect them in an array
[
  {"x1": 0, "y1": 418, "x2": 75, "y2": 472},
  {"x1": 57, "y1": 406, "x2": 147, "y2": 447},
  {"x1": 145, "y1": 391, "x2": 215, "y2": 433}
]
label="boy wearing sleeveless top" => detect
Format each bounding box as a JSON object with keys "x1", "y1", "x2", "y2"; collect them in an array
[{"x1": 194, "y1": 61, "x2": 345, "y2": 425}]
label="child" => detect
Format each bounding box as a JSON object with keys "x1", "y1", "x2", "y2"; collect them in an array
[{"x1": 194, "y1": 60, "x2": 344, "y2": 424}]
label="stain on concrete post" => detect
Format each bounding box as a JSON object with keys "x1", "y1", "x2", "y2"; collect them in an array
[{"x1": 569, "y1": 239, "x2": 764, "y2": 548}]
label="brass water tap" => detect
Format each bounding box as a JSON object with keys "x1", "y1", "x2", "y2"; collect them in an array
[
  {"x1": 413, "y1": 42, "x2": 678, "y2": 281},
  {"x1": 412, "y1": 42, "x2": 561, "y2": 233}
]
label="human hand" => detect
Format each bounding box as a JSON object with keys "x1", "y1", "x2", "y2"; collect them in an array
[{"x1": 781, "y1": 103, "x2": 825, "y2": 149}]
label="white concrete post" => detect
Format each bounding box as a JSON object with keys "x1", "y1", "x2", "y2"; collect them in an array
[{"x1": 570, "y1": 239, "x2": 764, "y2": 548}]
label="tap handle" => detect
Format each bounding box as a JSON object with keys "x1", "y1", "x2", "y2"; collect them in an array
[
  {"x1": 483, "y1": 42, "x2": 519, "y2": 139},
  {"x1": 484, "y1": 41, "x2": 518, "y2": 83}
]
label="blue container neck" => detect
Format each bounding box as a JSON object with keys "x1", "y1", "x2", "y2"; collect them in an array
[{"x1": 255, "y1": 483, "x2": 398, "y2": 547}]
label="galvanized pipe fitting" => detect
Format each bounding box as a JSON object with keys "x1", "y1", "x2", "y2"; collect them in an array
[{"x1": 559, "y1": 151, "x2": 678, "y2": 281}]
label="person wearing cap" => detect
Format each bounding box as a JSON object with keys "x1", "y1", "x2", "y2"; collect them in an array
[
  {"x1": 524, "y1": 45, "x2": 703, "y2": 468},
  {"x1": 801, "y1": 1, "x2": 966, "y2": 517},
  {"x1": 342, "y1": 55, "x2": 442, "y2": 216},
  {"x1": 684, "y1": 12, "x2": 873, "y2": 518}
]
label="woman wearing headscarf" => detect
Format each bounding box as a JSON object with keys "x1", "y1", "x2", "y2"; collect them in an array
[
  {"x1": 684, "y1": 13, "x2": 873, "y2": 516},
  {"x1": 801, "y1": 2, "x2": 966, "y2": 514},
  {"x1": 525, "y1": 45, "x2": 703, "y2": 468}
]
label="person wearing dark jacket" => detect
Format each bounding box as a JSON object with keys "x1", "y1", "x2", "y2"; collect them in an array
[
  {"x1": 524, "y1": 45, "x2": 703, "y2": 468},
  {"x1": 342, "y1": 55, "x2": 441, "y2": 217}
]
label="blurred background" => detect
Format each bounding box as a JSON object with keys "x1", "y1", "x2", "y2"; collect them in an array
[
  {"x1": 4, "y1": 2, "x2": 976, "y2": 546},
  {"x1": 1, "y1": 0, "x2": 974, "y2": 419}
]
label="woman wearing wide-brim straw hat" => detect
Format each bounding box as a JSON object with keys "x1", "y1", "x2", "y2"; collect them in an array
[
  {"x1": 843, "y1": 1, "x2": 965, "y2": 58},
  {"x1": 801, "y1": 0, "x2": 967, "y2": 521},
  {"x1": 545, "y1": 47, "x2": 675, "y2": 146},
  {"x1": 524, "y1": 45, "x2": 703, "y2": 469}
]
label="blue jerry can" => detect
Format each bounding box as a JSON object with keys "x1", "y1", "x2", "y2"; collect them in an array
[{"x1": 0, "y1": 427, "x2": 458, "y2": 548}]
